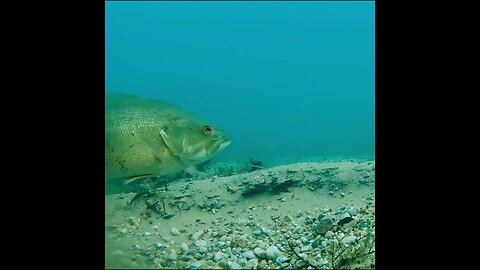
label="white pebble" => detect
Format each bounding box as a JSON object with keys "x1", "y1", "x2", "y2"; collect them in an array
[
  {"x1": 194, "y1": 240, "x2": 207, "y2": 248},
  {"x1": 190, "y1": 261, "x2": 203, "y2": 268},
  {"x1": 341, "y1": 235, "x2": 357, "y2": 245},
  {"x1": 171, "y1": 227, "x2": 180, "y2": 236},
  {"x1": 256, "y1": 240, "x2": 267, "y2": 249},
  {"x1": 180, "y1": 243, "x2": 189, "y2": 252},
  {"x1": 242, "y1": 251, "x2": 256, "y2": 260},
  {"x1": 301, "y1": 245, "x2": 312, "y2": 252},
  {"x1": 276, "y1": 256, "x2": 289, "y2": 264},
  {"x1": 237, "y1": 219, "x2": 248, "y2": 226},
  {"x1": 191, "y1": 230, "x2": 204, "y2": 241},
  {"x1": 228, "y1": 261, "x2": 242, "y2": 269},
  {"x1": 265, "y1": 245, "x2": 280, "y2": 260},
  {"x1": 143, "y1": 232, "x2": 152, "y2": 236},
  {"x1": 245, "y1": 259, "x2": 258, "y2": 268},
  {"x1": 254, "y1": 247, "x2": 265, "y2": 258},
  {"x1": 213, "y1": 252, "x2": 227, "y2": 262},
  {"x1": 224, "y1": 247, "x2": 233, "y2": 255}
]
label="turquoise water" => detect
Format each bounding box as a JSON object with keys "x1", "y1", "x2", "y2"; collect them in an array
[{"x1": 105, "y1": 1, "x2": 374, "y2": 163}]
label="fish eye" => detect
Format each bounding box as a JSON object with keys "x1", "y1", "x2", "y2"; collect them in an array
[{"x1": 203, "y1": 126, "x2": 212, "y2": 135}]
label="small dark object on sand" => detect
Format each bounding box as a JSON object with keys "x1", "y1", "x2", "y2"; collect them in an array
[{"x1": 249, "y1": 158, "x2": 263, "y2": 171}]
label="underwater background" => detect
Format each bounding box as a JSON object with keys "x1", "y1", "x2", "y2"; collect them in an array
[
  {"x1": 105, "y1": 1, "x2": 375, "y2": 165},
  {"x1": 105, "y1": 2, "x2": 375, "y2": 269}
]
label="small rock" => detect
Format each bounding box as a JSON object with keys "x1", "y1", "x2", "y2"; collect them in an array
[
  {"x1": 315, "y1": 215, "x2": 334, "y2": 235},
  {"x1": 143, "y1": 232, "x2": 152, "y2": 236},
  {"x1": 245, "y1": 259, "x2": 258, "y2": 268},
  {"x1": 300, "y1": 245, "x2": 312, "y2": 252},
  {"x1": 276, "y1": 256, "x2": 289, "y2": 265},
  {"x1": 224, "y1": 247, "x2": 233, "y2": 255},
  {"x1": 252, "y1": 230, "x2": 262, "y2": 236},
  {"x1": 214, "y1": 252, "x2": 228, "y2": 262},
  {"x1": 178, "y1": 261, "x2": 190, "y2": 268},
  {"x1": 325, "y1": 230, "x2": 334, "y2": 238},
  {"x1": 256, "y1": 240, "x2": 267, "y2": 249},
  {"x1": 265, "y1": 245, "x2": 280, "y2": 260},
  {"x1": 180, "y1": 243, "x2": 189, "y2": 253},
  {"x1": 341, "y1": 235, "x2": 357, "y2": 245},
  {"x1": 191, "y1": 261, "x2": 203, "y2": 268},
  {"x1": 167, "y1": 250, "x2": 178, "y2": 261},
  {"x1": 192, "y1": 230, "x2": 204, "y2": 241},
  {"x1": 242, "y1": 251, "x2": 256, "y2": 260},
  {"x1": 217, "y1": 228, "x2": 228, "y2": 237},
  {"x1": 337, "y1": 212, "x2": 354, "y2": 226},
  {"x1": 228, "y1": 261, "x2": 243, "y2": 269},
  {"x1": 112, "y1": 249, "x2": 124, "y2": 256},
  {"x1": 194, "y1": 240, "x2": 208, "y2": 248},
  {"x1": 260, "y1": 226, "x2": 272, "y2": 237},
  {"x1": 171, "y1": 227, "x2": 180, "y2": 236},
  {"x1": 237, "y1": 219, "x2": 248, "y2": 226},
  {"x1": 258, "y1": 260, "x2": 268, "y2": 269},
  {"x1": 254, "y1": 247, "x2": 266, "y2": 258}
]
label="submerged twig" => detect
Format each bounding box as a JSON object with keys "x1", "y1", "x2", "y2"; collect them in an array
[{"x1": 287, "y1": 241, "x2": 320, "y2": 270}]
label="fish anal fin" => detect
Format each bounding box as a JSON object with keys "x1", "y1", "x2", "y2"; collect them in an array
[{"x1": 123, "y1": 174, "x2": 156, "y2": 185}]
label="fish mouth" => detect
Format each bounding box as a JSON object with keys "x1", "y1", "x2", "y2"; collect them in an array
[{"x1": 217, "y1": 139, "x2": 231, "y2": 151}]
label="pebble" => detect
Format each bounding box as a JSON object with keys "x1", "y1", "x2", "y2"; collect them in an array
[
  {"x1": 214, "y1": 252, "x2": 228, "y2": 262},
  {"x1": 315, "y1": 215, "x2": 334, "y2": 235},
  {"x1": 171, "y1": 227, "x2": 180, "y2": 236},
  {"x1": 325, "y1": 230, "x2": 335, "y2": 238},
  {"x1": 237, "y1": 258, "x2": 248, "y2": 266},
  {"x1": 224, "y1": 247, "x2": 233, "y2": 255},
  {"x1": 167, "y1": 250, "x2": 177, "y2": 261},
  {"x1": 217, "y1": 259, "x2": 228, "y2": 268},
  {"x1": 217, "y1": 228, "x2": 228, "y2": 237},
  {"x1": 265, "y1": 245, "x2": 280, "y2": 260},
  {"x1": 276, "y1": 256, "x2": 289, "y2": 264},
  {"x1": 228, "y1": 261, "x2": 242, "y2": 269},
  {"x1": 143, "y1": 232, "x2": 152, "y2": 236},
  {"x1": 237, "y1": 219, "x2": 248, "y2": 226},
  {"x1": 194, "y1": 240, "x2": 208, "y2": 248},
  {"x1": 192, "y1": 230, "x2": 204, "y2": 241},
  {"x1": 260, "y1": 226, "x2": 272, "y2": 237},
  {"x1": 178, "y1": 261, "x2": 190, "y2": 268},
  {"x1": 111, "y1": 249, "x2": 124, "y2": 256},
  {"x1": 300, "y1": 245, "x2": 312, "y2": 252},
  {"x1": 255, "y1": 260, "x2": 268, "y2": 269},
  {"x1": 256, "y1": 240, "x2": 266, "y2": 249},
  {"x1": 191, "y1": 261, "x2": 203, "y2": 268},
  {"x1": 338, "y1": 213, "x2": 354, "y2": 226},
  {"x1": 242, "y1": 251, "x2": 256, "y2": 260},
  {"x1": 245, "y1": 259, "x2": 258, "y2": 268},
  {"x1": 341, "y1": 235, "x2": 357, "y2": 245},
  {"x1": 254, "y1": 247, "x2": 266, "y2": 258},
  {"x1": 180, "y1": 243, "x2": 189, "y2": 253}
]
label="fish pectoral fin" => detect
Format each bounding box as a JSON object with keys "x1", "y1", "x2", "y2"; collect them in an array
[{"x1": 123, "y1": 174, "x2": 156, "y2": 185}]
